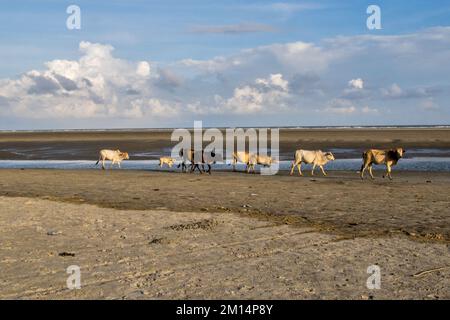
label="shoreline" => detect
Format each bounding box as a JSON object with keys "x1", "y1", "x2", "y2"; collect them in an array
[{"x1": 1, "y1": 128, "x2": 450, "y2": 160}]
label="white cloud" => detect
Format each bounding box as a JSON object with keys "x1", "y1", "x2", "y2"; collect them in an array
[
  {"x1": 255, "y1": 73, "x2": 289, "y2": 91},
  {"x1": 380, "y1": 83, "x2": 436, "y2": 99},
  {"x1": 324, "y1": 99, "x2": 356, "y2": 114},
  {"x1": 0, "y1": 41, "x2": 157, "y2": 119},
  {"x1": 421, "y1": 98, "x2": 440, "y2": 111},
  {"x1": 348, "y1": 78, "x2": 364, "y2": 89},
  {"x1": 361, "y1": 106, "x2": 379, "y2": 114},
  {"x1": 177, "y1": 40, "x2": 330, "y2": 76},
  {"x1": 123, "y1": 98, "x2": 180, "y2": 118},
  {"x1": 182, "y1": 73, "x2": 291, "y2": 115},
  {"x1": 136, "y1": 61, "x2": 151, "y2": 77},
  {"x1": 322, "y1": 100, "x2": 379, "y2": 115},
  {"x1": 222, "y1": 73, "x2": 290, "y2": 114},
  {"x1": 381, "y1": 83, "x2": 404, "y2": 98}
]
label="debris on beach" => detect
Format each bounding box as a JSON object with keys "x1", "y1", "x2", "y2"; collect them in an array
[
  {"x1": 46, "y1": 230, "x2": 62, "y2": 236},
  {"x1": 58, "y1": 251, "x2": 75, "y2": 257}
]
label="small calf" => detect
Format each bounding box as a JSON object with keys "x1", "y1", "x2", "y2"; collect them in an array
[{"x1": 159, "y1": 156, "x2": 175, "y2": 168}]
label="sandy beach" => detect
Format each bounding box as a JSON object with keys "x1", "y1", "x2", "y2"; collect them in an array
[{"x1": 0, "y1": 168, "x2": 449, "y2": 299}]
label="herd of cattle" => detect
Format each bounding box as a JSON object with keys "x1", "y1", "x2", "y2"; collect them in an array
[{"x1": 95, "y1": 147, "x2": 406, "y2": 180}]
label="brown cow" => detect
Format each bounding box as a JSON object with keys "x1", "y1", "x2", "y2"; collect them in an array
[{"x1": 360, "y1": 148, "x2": 405, "y2": 180}]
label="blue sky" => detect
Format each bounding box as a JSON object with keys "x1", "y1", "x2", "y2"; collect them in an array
[{"x1": 0, "y1": 0, "x2": 450, "y2": 129}]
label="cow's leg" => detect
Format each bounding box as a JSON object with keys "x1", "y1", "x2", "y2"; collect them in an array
[
  {"x1": 311, "y1": 163, "x2": 316, "y2": 176},
  {"x1": 360, "y1": 163, "x2": 365, "y2": 179},
  {"x1": 289, "y1": 161, "x2": 295, "y2": 176},
  {"x1": 192, "y1": 164, "x2": 202, "y2": 174},
  {"x1": 110, "y1": 160, "x2": 115, "y2": 169},
  {"x1": 369, "y1": 165, "x2": 375, "y2": 179},
  {"x1": 320, "y1": 165, "x2": 327, "y2": 176},
  {"x1": 385, "y1": 163, "x2": 393, "y2": 180},
  {"x1": 297, "y1": 163, "x2": 303, "y2": 176},
  {"x1": 118, "y1": 162, "x2": 121, "y2": 169},
  {"x1": 206, "y1": 164, "x2": 211, "y2": 174},
  {"x1": 102, "y1": 158, "x2": 106, "y2": 170}
]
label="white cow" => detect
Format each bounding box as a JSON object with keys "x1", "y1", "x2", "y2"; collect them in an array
[
  {"x1": 290, "y1": 150, "x2": 335, "y2": 176},
  {"x1": 95, "y1": 149, "x2": 130, "y2": 170},
  {"x1": 231, "y1": 151, "x2": 253, "y2": 172},
  {"x1": 247, "y1": 154, "x2": 277, "y2": 173}
]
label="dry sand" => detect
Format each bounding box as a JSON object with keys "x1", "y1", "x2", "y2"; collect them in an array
[{"x1": 0, "y1": 169, "x2": 449, "y2": 299}]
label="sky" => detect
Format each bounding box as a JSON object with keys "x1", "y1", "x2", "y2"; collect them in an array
[{"x1": 0, "y1": 0, "x2": 449, "y2": 129}]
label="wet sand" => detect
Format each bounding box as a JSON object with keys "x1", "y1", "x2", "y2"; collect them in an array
[
  {"x1": 1, "y1": 128, "x2": 450, "y2": 160},
  {"x1": 0, "y1": 169, "x2": 449, "y2": 299}
]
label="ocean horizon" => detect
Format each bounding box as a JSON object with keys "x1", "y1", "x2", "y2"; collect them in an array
[{"x1": 1, "y1": 124, "x2": 450, "y2": 133}]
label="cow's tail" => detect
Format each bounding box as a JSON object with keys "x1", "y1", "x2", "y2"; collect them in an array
[{"x1": 228, "y1": 152, "x2": 236, "y2": 166}]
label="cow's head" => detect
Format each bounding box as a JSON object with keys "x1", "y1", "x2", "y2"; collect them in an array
[
  {"x1": 121, "y1": 152, "x2": 130, "y2": 160},
  {"x1": 325, "y1": 152, "x2": 335, "y2": 161},
  {"x1": 206, "y1": 148, "x2": 217, "y2": 164},
  {"x1": 396, "y1": 148, "x2": 405, "y2": 158}
]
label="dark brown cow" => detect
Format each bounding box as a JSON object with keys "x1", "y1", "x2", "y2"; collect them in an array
[{"x1": 178, "y1": 148, "x2": 216, "y2": 174}]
